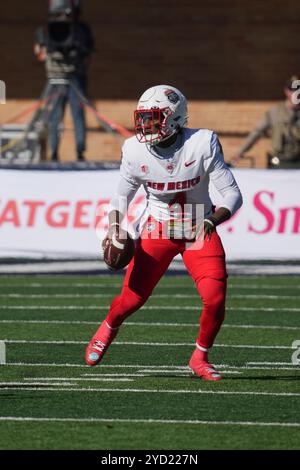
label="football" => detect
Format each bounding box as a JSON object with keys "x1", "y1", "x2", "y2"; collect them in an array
[{"x1": 103, "y1": 231, "x2": 135, "y2": 271}]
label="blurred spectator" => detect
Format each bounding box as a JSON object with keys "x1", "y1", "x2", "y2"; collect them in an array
[
  {"x1": 231, "y1": 75, "x2": 300, "y2": 168},
  {"x1": 34, "y1": 0, "x2": 94, "y2": 162}
]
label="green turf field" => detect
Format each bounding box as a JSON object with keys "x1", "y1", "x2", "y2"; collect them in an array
[{"x1": 0, "y1": 274, "x2": 299, "y2": 450}]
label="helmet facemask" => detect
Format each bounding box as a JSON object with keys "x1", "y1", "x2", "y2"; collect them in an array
[
  {"x1": 134, "y1": 85, "x2": 188, "y2": 145},
  {"x1": 134, "y1": 108, "x2": 175, "y2": 145}
]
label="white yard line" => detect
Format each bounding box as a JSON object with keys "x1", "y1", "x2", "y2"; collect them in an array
[
  {"x1": 1, "y1": 305, "x2": 300, "y2": 312},
  {"x1": 0, "y1": 319, "x2": 300, "y2": 332},
  {"x1": 24, "y1": 376, "x2": 148, "y2": 380},
  {"x1": 134, "y1": 369, "x2": 241, "y2": 375},
  {"x1": 6, "y1": 362, "x2": 91, "y2": 368},
  {"x1": 0, "y1": 319, "x2": 299, "y2": 331},
  {"x1": 222, "y1": 324, "x2": 300, "y2": 331},
  {"x1": 0, "y1": 294, "x2": 115, "y2": 299},
  {"x1": 247, "y1": 361, "x2": 292, "y2": 366},
  {"x1": 0, "y1": 283, "x2": 122, "y2": 288},
  {"x1": 0, "y1": 416, "x2": 299, "y2": 428},
  {"x1": 229, "y1": 295, "x2": 300, "y2": 300},
  {"x1": 23, "y1": 371, "x2": 240, "y2": 379},
  {"x1": 213, "y1": 343, "x2": 292, "y2": 350},
  {"x1": 4, "y1": 362, "x2": 300, "y2": 371},
  {"x1": 2, "y1": 283, "x2": 300, "y2": 289},
  {"x1": 0, "y1": 382, "x2": 74, "y2": 386},
  {"x1": 0, "y1": 341, "x2": 5, "y2": 365},
  {"x1": 1, "y1": 293, "x2": 300, "y2": 299},
  {"x1": 0, "y1": 386, "x2": 299, "y2": 398},
  {"x1": 230, "y1": 284, "x2": 300, "y2": 290},
  {"x1": 0, "y1": 320, "x2": 100, "y2": 325},
  {"x1": 3, "y1": 339, "x2": 294, "y2": 349},
  {"x1": 0, "y1": 379, "x2": 133, "y2": 384}
]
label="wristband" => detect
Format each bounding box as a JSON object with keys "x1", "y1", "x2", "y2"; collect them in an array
[{"x1": 204, "y1": 218, "x2": 215, "y2": 228}]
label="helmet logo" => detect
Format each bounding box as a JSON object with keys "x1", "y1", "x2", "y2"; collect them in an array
[{"x1": 165, "y1": 89, "x2": 180, "y2": 104}]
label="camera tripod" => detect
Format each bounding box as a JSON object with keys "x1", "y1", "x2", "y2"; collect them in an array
[{"x1": 1, "y1": 77, "x2": 132, "y2": 163}]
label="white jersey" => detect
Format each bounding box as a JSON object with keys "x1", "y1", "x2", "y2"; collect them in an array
[{"x1": 111, "y1": 128, "x2": 243, "y2": 228}]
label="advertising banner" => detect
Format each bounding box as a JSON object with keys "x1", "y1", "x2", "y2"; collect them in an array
[{"x1": 0, "y1": 169, "x2": 299, "y2": 259}]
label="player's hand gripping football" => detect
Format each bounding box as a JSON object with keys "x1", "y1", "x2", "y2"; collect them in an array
[
  {"x1": 102, "y1": 222, "x2": 135, "y2": 271},
  {"x1": 102, "y1": 223, "x2": 124, "y2": 251}
]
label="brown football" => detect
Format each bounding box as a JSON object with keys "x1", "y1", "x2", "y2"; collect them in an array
[{"x1": 103, "y1": 232, "x2": 135, "y2": 271}]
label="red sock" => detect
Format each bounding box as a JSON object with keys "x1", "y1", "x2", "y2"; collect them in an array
[
  {"x1": 194, "y1": 344, "x2": 209, "y2": 362},
  {"x1": 93, "y1": 320, "x2": 118, "y2": 344}
]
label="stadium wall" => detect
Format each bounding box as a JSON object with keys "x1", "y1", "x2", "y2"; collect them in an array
[
  {"x1": 0, "y1": 99, "x2": 273, "y2": 167},
  {"x1": 1, "y1": 0, "x2": 300, "y2": 100}
]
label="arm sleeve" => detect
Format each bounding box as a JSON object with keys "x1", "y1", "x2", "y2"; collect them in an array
[
  {"x1": 206, "y1": 133, "x2": 243, "y2": 215},
  {"x1": 238, "y1": 112, "x2": 271, "y2": 155},
  {"x1": 109, "y1": 152, "x2": 141, "y2": 215}
]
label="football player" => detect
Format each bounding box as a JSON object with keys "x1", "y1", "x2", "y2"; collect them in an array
[{"x1": 85, "y1": 85, "x2": 243, "y2": 380}]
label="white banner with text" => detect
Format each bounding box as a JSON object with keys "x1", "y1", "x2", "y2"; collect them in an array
[{"x1": 0, "y1": 169, "x2": 299, "y2": 259}]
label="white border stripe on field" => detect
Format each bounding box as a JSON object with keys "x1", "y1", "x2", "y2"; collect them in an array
[
  {"x1": 0, "y1": 386, "x2": 300, "y2": 398},
  {"x1": 4, "y1": 339, "x2": 294, "y2": 350},
  {"x1": 0, "y1": 382, "x2": 75, "y2": 386},
  {"x1": 0, "y1": 416, "x2": 299, "y2": 428},
  {"x1": 4, "y1": 362, "x2": 300, "y2": 371},
  {"x1": 247, "y1": 362, "x2": 298, "y2": 366},
  {"x1": 24, "y1": 375, "x2": 154, "y2": 380},
  {"x1": 1, "y1": 305, "x2": 300, "y2": 312},
  {"x1": 1, "y1": 293, "x2": 300, "y2": 300},
  {"x1": 2, "y1": 283, "x2": 300, "y2": 289},
  {"x1": 0, "y1": 319, "x2": 299, "y2": 331},
  {"x1": 0, "y1": 379, "x2": 132, "y2": 385}
]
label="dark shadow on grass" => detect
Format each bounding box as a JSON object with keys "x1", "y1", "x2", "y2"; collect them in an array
[{"x1": 0, "y1": 392, "x2": 47, "y2": 401}]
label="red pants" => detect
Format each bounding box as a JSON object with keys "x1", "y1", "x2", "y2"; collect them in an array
[{"x1": 106, "y1": 230, "x2": 227, "y2": 350}]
